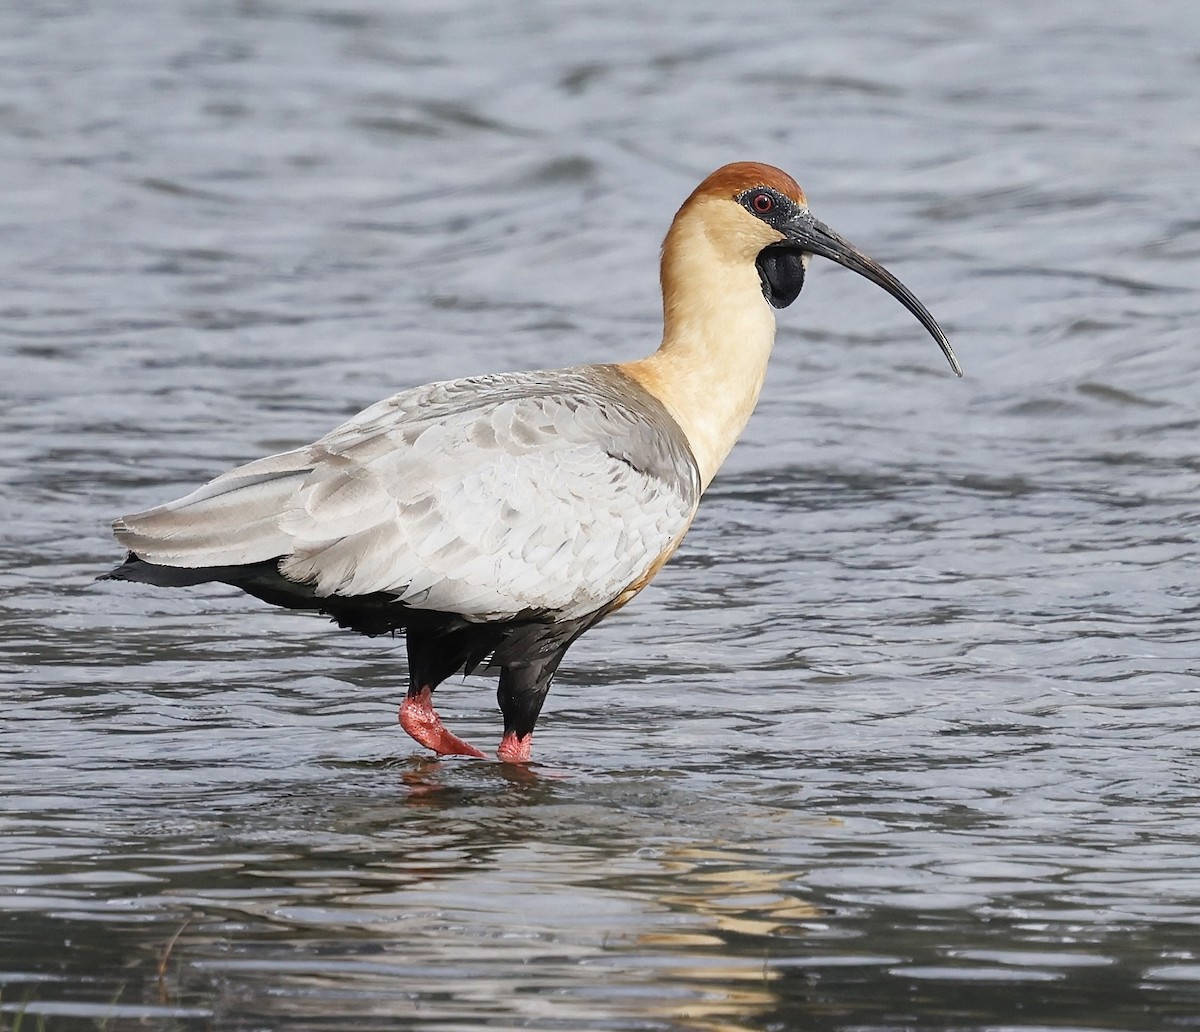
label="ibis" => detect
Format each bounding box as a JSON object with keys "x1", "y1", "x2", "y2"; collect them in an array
[{"x1": 105, "y1": 161, "x2": 960, "y2": 763}]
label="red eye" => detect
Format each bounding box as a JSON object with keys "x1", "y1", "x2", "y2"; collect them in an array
[{"x1": 751, "y1": 191, "x2": 775, "y2": 214}]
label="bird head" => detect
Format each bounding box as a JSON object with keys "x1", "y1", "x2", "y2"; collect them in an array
[{"x1": 672, "y1": 162, "x2": 961, "y2": 376}]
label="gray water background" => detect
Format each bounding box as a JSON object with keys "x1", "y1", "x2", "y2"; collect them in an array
[{"x1": 3, "y1": 0, "x2": 1200, "y2": 1028}]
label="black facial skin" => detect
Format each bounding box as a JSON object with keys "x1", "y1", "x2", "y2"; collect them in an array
[
  {"x1": 739, "y1": 186, "x2": 794, "y2": 229},
  {"x1": 741, "y1": 187, "x2": 807, "y2": 309},
  {"x1": 755, "y1": 245, "x2": 806, "y2": 309}
]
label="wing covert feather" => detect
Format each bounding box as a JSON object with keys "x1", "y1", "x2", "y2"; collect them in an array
[{"x1": 278, "y1": 369, "x2": 699, "y2": 618}]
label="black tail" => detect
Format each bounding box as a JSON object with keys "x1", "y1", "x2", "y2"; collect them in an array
[
  {"x1": 102, "y1": 552, "x2": 430, "y2": 638},
  {"x1": 101, "y1": 552, "x2": 332, "y2": 608},
  {"x1": 104, "y1": 552, "x2": 248, "y2": 587}
]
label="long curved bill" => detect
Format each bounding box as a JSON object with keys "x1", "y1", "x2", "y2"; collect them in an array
[{"x1": 785, "y1": 211, "x2": 962, "y2": 377}]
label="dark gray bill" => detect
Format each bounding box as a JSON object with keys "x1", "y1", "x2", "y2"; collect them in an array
[{"x1": 784, "y1": 211, "x2": 962, "y2": 377}]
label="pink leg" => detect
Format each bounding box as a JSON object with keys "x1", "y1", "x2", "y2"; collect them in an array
[
  {"x1": 497, "y1": 731, "x2": 533, "y2": 764},
  {"x1": 399, "y1": 687, "x2": 485, "y2": 759}
]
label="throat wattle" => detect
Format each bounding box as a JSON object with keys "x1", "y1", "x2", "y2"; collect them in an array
[{"x1": 756, "y1": 246, "x2": 806, "y2": 309}]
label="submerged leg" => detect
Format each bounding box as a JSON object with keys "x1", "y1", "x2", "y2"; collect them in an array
[
  {"x1": 495, "y1": 652, "x2": 570, "y2": 764},
  {"x1": 494, "y1": 616, "x2": 595, "y2": 763},
  {"x1": 399, "y1": 686, "x2": 486, "y2": 759},
  {"x1": 497, "y1": 729, "x2": 534, "y2": 764}
]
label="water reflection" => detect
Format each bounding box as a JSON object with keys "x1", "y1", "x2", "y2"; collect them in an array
[
  {"x1": 7, "y1": 739, "x2": 1200, "y2": 1027},
  {"x1": 3, "y1": 757, "x2": 830, "y2": 1029}
]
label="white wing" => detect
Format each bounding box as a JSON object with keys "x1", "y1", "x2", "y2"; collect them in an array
[{"x1": 114, "y1": 367, "x2": 700, "y2": 621}]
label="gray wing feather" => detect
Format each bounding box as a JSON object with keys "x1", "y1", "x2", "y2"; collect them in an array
[
  {"x1": 114, "y1": 367, "x2": 700, "y2": 621},
  {"x1": 112, "y1": 453, "x2": 312, "y2": 564}
]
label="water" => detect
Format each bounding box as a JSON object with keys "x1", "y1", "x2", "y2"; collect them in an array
[{"x1": 3, "y1": 0, "x2": 1200, "y2": 1028}]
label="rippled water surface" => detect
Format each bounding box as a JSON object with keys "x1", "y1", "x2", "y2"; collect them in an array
[{"x1": 4, "y1": 1, "x2": 1200, "y2": 1028}]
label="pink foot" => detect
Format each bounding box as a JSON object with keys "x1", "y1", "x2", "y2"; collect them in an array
[
  {"x1": 497, "y1": 731, "x2": 533, "y2": 764},
  {"x1": 399, "y1": 687, "x2": 485, "y2": 758}
]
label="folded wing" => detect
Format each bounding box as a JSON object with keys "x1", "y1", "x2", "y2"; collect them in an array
[{"x1": 113, "y1": 367, "x2": 700, "y2": 622}]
